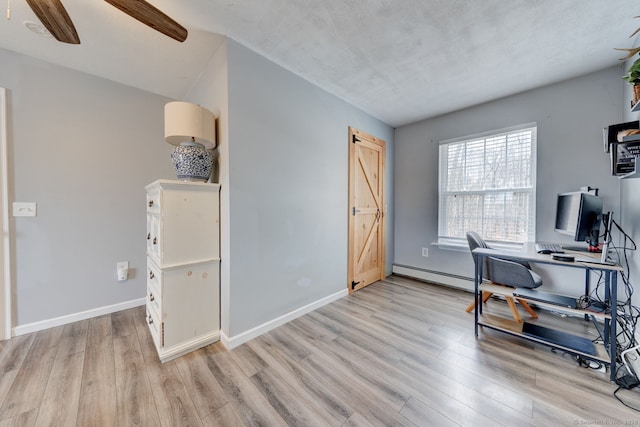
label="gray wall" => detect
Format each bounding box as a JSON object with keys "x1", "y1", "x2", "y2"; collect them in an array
[
  {"x1": 224, "y1": 39, "x2": 394, "y2": 337},
  {"x1": 183, "y1": 41, "x2": 231, "y2": 334},
  {"x1": 620, "y1": 179, "x2": 640, "y2": 309},
  {"x1": 621, "y1": 53, "x2": 640, "y2": 309},
  {"x1": 394, "y1": 66, "x2": 623, "y2": 294},
  {"x1": 0, "y1": 48, "x2": 174, "y2": 326},
  {"x1": 1, "y1": 38, "x2": 394, "y2": 339}
]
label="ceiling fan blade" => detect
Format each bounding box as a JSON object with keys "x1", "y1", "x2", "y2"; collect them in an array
[
  {"x1": 104, "y1": 0, "x2": 188, "y2": 42},
  {"x1": 25, "y1": 0, "x2": 80, "y2": 44}
]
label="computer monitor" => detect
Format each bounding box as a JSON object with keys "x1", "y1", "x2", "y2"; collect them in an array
[{"x1": 554, "y1": 192, "x2": 603, "y2": 246}]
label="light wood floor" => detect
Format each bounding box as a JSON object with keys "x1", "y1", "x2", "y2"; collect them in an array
[{"x1": 0, "y1": 275, "x2": 638, "y2": 426}]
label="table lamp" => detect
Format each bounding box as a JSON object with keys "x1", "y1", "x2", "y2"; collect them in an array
[{"x1": 164, "y1": 101, "x2": 216, "y2": 182}]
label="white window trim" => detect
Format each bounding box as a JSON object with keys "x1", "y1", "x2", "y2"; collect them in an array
[
  {"x1": 437, "y1": 123, "x2": 537, "y2": 248},
  {"x1": 439, "y1": 122, "x2": 537, "y2": 146},
  {"x1": 433, "y1": 237, "x2": 523, "y2": 252}
]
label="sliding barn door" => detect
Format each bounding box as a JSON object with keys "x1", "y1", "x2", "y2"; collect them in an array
[{"x1": 348, "y1": 127, "x2": 386, "y2": 294}]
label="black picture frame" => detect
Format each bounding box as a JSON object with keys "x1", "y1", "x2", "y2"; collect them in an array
[
  {"x1": 605, "y1": 120, "x2": 639, "y2": 154},
  {"x1": 610, "y1": 134, "x2": 640, "y2": 176}
]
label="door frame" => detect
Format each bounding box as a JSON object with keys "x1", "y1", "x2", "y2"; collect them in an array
[
  {"x1": 0, "y1": 88, "x2": 11, "y2": 340},
  {"x1": 347, "y1": 126, "x2": 386, "y2": 294}
]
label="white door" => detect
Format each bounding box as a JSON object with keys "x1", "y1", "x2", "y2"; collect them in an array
[{"x1": 0, "y1": 88, "x2": 11, "y2": 340}]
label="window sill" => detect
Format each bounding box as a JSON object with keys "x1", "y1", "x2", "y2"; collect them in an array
[
  {"x1": 431, "y1": 241, "x2": 468, "y2": 252},
  {"x1": 434, "y1": 240, "x2": 524, "y2": 253}
]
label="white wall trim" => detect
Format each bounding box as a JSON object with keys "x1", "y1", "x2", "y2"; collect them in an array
[
  {"x1": 219, "y1": 330, "x2": 230, "y2": 349},
  {"x1": 158, "y1": 330, "x2": 221, "y2": 363},
  {"x1": 221, "y1": 288, "x2": 348, "y2": 349},
  {"x1": 392, "y1": 264, "x2": 474, "y2": 292},
  {"x1": 13, "y1": 298, "x2": 145, "y2": 336},
  {"x1": 0, "y1": 88, "x2": 10, "y2": 340}
]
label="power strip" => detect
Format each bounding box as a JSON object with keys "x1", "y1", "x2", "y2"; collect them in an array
[{"x1": 615, "y1": 374, "x2": 640, "y2": 390}]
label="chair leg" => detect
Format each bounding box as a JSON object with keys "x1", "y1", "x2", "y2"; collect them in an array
[
  {"x1": 506, "y1": 296, "x2": 522, "y2": 323},
  {"x1": 482, "y1": 292, "x2": 492, "y2": 303},
  {"x1": 465, "y1": 291, "x2": 493, "y2": 313},
  {"x1": 467, "y1": 290, "x2": 536, "y2": 323},
  {"x1": 516, "y1": 298, "x2": 538, "y2": 319}
]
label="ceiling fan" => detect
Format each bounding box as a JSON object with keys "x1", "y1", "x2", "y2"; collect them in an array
[{"x1": 24, "y1": 0, "x2": 187, "y2": 45}]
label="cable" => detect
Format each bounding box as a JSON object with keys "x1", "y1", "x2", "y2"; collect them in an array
[
  {"x1": 577, "y1": 355, "x2": 603, "y2": 370},
  {"x1": 605, "y1": 219, "x2": 640, "y2": 366},
  {"x1": 614, "y1": 386, "x2": 640, "y2": 412}
]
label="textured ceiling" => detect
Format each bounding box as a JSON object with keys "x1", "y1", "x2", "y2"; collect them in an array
[{"x1": 0, "y1": 0, "x2": 638, "y2": 126}]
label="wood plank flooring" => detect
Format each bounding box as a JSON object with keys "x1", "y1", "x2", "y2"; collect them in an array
[{"x1": 0, "y1": 275, "x2": 639, "y2": 426}]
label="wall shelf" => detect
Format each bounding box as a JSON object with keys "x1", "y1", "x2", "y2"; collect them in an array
[
  {"x1": 619, "y1": 165, "x2": 640, "y2": 179},
  {"x1": 616, "y1": 134, "x2": 640, "y2": 178}
]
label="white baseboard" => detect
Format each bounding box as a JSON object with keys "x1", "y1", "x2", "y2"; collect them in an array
[
  {"x1": 13, "y1": 287, "x2": 350, "y2": 344},
  {"x1": 392, "y1": 264, "x2": 474, "y2": 292},
  {"x1": 13, "y1": 298, "x2": 146, "y2": 336},
  {"x1": 159, "y1": 330, "x2": 221, "y2": 363},
  {"x1": 221, "y1": 288, "x2": 348, "y2": 350}
]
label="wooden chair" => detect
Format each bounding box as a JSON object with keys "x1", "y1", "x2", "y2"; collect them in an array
[{"x1": 465, "y1": 231, "x2": 541, "y2": 323}]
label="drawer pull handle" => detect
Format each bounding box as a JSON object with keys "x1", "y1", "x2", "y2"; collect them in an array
[
  {"x1": 148, "y1": 200, "x2": 154, "y2": 207},
  {"x1": 147, "y1": 232, "x2": 150, "y2": 240},
  {"x1": 147, "y1": 315, "x2": 153, "y2": 325},
  {"x1": 149, "y1": 293, "x2": 155, "y2": 302},
  {"x1": 149, "y1": 271, "x2": 155, "y2": 279},
  {"x1": 153, "y1": 237, "x2": 157, "y2": 245}
]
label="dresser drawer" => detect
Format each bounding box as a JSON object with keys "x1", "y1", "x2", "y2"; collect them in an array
[
  {"x1": 146, "y1": 188, "x2": 161, "y2": 214},
  {"x1": 146, "y1": 214, "x2": 160, "y2": 261},
  {"x1": 146, "y1": 306, "x2": 161, "y2": 348},
  {"x1": 147, "y1": 257, "x2": 161, "y2": 296},
  {"x1": 147, "y1": 286, "x2": 161, "y2": 319}
]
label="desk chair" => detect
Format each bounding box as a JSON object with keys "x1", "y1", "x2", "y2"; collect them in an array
[{"x1": 465, "y1": 231, "x2": 541, "y2": 322}]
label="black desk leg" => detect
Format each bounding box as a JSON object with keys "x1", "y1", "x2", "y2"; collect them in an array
[
  {"x1": 584, "y1": 269, "x2": 590, "y2": 321},
  {"x1": 609, "y1": 272, "x2": 618, "y2": 381},
  {"x1": 474, "y1": 254, "x2": 480, "y2": 337}
]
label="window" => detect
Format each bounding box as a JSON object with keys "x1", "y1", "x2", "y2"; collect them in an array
[{"x1": 438, "y1": 123, "x2": 537, "y2": 247}]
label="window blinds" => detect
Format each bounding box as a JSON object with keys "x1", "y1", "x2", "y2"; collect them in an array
[{"x1": 438, "y1": 124, "x2": 537, "y2": 245}]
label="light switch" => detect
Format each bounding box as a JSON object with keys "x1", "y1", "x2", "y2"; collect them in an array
[{"x1": 13, "y1": 202, "x2": 37, "y2": 217}]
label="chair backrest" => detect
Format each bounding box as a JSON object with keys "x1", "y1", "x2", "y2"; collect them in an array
[
  {"x1": 466, "y1": 231, "x2": 492, "y2": 280},
  {"x1": 487, "y1": 256, "x2": 541, "y2": 289},
  {"x1": 466, "y1": 231, "x2": 542, "y2": 289},
  {"x1": 466, "y1": 231, "x2": 490, "y2": 251}
]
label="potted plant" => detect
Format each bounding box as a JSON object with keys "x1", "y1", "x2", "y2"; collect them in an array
[
  {"x1": 622, "y1": 56, "x2": 640, "y2": 104},
  {"x1": 616, "y1": 18, "x2": 640, "y2": 105}
]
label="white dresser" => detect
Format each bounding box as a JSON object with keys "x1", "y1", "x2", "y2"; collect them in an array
[{"x1": 145, "y1": 179, "x2": 220, "y2": 362}]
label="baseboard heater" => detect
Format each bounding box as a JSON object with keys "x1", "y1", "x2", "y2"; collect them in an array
[{"x1": 392, "y1": 264, "x2": 474, "y2": 292}]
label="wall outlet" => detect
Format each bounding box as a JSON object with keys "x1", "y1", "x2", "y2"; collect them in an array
[
  {"x1": 422, "y1": 247, "x2": 429, "y2": 257},
  {"x1": 13, "y1": 202, "x2": 37, "y2": 217},
  {"x1": 117, "y1": 261, "x2": 129, "y2": 281}
]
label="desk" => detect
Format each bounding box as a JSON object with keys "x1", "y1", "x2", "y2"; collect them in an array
[{"x1": 472, "y1": 244, "x2": 623, "y2": 381}]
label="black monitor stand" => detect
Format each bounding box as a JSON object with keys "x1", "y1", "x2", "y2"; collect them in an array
[{"x1": 600, "y1": 212, "x2": 613, "y2": 264}]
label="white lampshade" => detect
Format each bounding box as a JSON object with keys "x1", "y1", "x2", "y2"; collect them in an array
[{"x1": 164, "y1": 101, "x2": 216, "y2": 150}]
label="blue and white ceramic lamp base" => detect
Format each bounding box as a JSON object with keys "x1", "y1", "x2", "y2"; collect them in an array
[{"x1": 171, "y1": 142, "x2": 214, "y2": 182}]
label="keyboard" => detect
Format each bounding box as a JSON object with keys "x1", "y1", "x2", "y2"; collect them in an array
[{"x1": 535, "y1": 242, "x2": 563, "y2": 253}]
